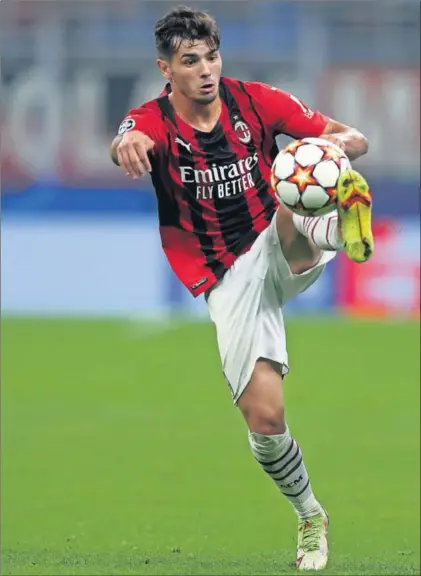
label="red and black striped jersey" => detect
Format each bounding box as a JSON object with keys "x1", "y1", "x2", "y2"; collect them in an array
[{"x1": 119, "y1": 78, "x2": 329, "y2": 296}]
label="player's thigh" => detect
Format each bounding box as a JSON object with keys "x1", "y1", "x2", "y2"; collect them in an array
[{"x1": 206, "y1": 235, "x2": 289, "y2": 406}]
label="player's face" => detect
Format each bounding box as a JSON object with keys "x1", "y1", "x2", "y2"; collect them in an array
[{"x1": 159, "y1": 39, "x2": 222, "y2": 104}]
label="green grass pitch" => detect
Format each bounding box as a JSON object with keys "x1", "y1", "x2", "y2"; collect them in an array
[{"x1": 2, "y1": 317, "x2": 420, "y2": 575}]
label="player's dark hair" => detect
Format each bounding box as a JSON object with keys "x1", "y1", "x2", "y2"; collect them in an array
[{"x1": 154, "y1": 5, "x2": 220, "y2": 59}]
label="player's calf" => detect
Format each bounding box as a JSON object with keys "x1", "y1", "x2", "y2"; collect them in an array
[
  {"x1": 291, "y1": 211, "x2": 343, "y2": 253},
  {"x1": 239, "y1": 360, "x2": 329, "y2": 570},
  {"x1": 238, "y1": 360, "x2": 324, "y2": 520},
  {"x1": 247, "y1": 428, "x2": 324, "y2": 520}
]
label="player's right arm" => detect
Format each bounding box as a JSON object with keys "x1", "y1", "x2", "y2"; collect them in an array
[{"x1": 110, "y1": 107, "x2": 167, "y2": 179}]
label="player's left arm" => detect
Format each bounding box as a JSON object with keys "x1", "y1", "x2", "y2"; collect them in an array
[
  {"x1": 244, "y1": 82, "x2": 368, "y2": 161},
  {"x1": 320, "y1": 118, "x2": 368, "y2": 161}
]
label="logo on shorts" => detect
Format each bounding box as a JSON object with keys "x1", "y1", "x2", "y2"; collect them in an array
[
  {"x1": 118, "y1": 118, "x2": 135, "y2": 135},
  {"x1": 234, "y1": 121, "x2": 251, "y2": 144},
  {"x1": 191, "y1": 277, "x2": 208, "y2": 291}
]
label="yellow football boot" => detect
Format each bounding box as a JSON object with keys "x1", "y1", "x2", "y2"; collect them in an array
[{"x1": 336, "y1": 169, "x2": 374, "y2": 263}]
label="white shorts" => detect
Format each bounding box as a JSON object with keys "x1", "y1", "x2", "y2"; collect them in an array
[{"x1": 206, "y1": 213, "x2": 336, "y2": 404}]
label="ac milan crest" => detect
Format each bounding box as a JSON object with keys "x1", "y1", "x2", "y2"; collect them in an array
[{"x1": 234, "y1": 120, "x2": 251, "y2": 144}]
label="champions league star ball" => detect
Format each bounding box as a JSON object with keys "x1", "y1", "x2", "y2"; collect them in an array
[{"x1": 271, "y1": 137, "x2": 352, "y2": 216}]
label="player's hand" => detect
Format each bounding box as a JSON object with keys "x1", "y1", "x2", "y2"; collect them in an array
[
  {"x1": 321, "y1": 133, "x2": 347, "y2": 151},
  {"x1": 116, "y1": 131, "x2": 155, "y2": 179}
]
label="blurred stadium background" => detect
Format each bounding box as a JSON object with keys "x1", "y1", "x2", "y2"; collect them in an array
[
  {"x1": 1, "y1": 0, "x2": 419, "y2": 318},
  {"x1": 1, "y1": 2, "x2": 420, "y2": 575}
]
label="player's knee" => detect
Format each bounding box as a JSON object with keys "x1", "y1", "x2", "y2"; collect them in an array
[
  {"x1": 238, "y1": 361, "x2": 286, "y2": 435},
  {"x1": 283, "y1": 235, "x2": 321, "y2": 275},
  {"x1": 275, "y1": 209, "x2": 321, "y2": 274},
  {"x1": 289, "y1": 255, "x2": 321, "y2": 275},
  {"x1": 246, "y1": 405, "x2": 286, "y2": 436}
]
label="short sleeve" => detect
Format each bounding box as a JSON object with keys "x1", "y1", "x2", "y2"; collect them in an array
[
  {"x1": 117, "y1": 105, "x2": 168, "y2": 154},
  {"x1": 243, "y1": 81, "x2": 329, "y2": 139}
]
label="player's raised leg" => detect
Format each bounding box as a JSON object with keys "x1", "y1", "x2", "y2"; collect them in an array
[
  {"x1": 237, "y1": 361, "x2": 329, "y2": 571},
  {"x1": 290, "y1": 169, "x2": 374, "y2": 264},
  {"x1": 273, "y1": 203, "x2": 329, "y2": 276}
]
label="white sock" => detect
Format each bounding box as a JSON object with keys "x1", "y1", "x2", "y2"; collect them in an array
[
  {"x1": 293, "y1": 212, "x2": 343, "y2": 251},
  {"x1": 248, "y1": 428, "x2": 322, "y2": 519}
]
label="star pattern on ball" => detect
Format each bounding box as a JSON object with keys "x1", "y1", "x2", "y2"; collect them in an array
[
  {"x1": 284, "y1": 140, "x2": 303, "y2": 154},
  {"x1": 287, "y1": 165, "x2": 317, "y2": 193},
  {"x1": 320, "y1": 144, "x2": 343, "y2": 164},
  {"x1": 325, "y1": 187, "x2": 337, "y2": 200}
]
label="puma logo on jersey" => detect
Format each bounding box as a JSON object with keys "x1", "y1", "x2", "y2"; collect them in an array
[{"x1": 175, "y1": 137, "x2": 192, "y2": 153}]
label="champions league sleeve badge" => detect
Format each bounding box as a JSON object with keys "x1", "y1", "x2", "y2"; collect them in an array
[{"x1": 118, "y1": 118, "x2": 136, "y2": 135}]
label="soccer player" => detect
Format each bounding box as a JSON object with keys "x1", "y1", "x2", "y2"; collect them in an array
[{"x1": 110, "y1": 6, "x2": 373, "y2": 571}]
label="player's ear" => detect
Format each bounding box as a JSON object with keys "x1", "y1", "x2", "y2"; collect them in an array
[{"x1": 157, "y1": 58, "x2": 172, "y2": 81}]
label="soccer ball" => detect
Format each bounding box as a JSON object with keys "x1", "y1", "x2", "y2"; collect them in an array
[{"x1": 271, "y1": 137, "x2": 352, "y2": 216}]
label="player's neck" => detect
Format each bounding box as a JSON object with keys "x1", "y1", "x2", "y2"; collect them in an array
[{"x1": 169, "y1": 91, "x2": 222, "y2": 133}]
